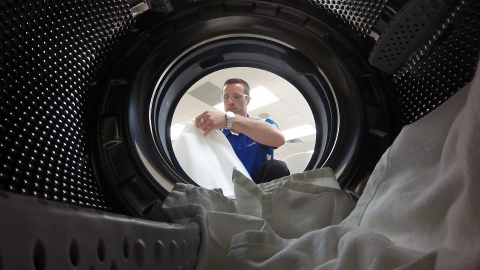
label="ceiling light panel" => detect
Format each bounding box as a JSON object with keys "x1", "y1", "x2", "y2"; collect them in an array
[{"x1": 283, "y1": 125, "x2": 316, "y2": 141}]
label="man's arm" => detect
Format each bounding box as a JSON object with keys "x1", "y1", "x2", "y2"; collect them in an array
[{"x1": 195, "y1": 111, "x2": 285, "y2": 148}]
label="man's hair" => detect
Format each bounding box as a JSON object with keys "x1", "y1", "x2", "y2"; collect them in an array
[{"x1": 224, "y1": 78, "x2": 250, "y2": 96}]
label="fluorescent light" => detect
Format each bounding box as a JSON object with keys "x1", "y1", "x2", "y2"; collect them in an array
[
  {"x1": 283, "y1": 125, "x2": 316, "y2": 141},
  {"x1": 213, "y1": 85, "x2": 279, "y2": 112},
  {"x1": 248, "y1": 86, "x2": 279, "y2": 111},
  {"x1": 170, "y1": 123, "x2": 185, "y2": 140}
]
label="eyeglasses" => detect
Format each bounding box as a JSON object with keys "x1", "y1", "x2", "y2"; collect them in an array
[{"x1": 222, "y1": 94, "x2": 249, "y2": 101}]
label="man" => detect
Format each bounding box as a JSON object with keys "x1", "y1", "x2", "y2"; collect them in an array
[{"x1": 195, "y1": 78, "x2": 290, "y2": 183}]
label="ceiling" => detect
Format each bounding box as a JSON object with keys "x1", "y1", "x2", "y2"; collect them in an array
[{"x1": 171, "y1": 67, "x2": 317, "y2": 161}]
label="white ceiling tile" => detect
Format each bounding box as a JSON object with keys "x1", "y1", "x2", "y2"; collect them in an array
[
  {"x1": 263, "y1": 77, "x2": 299, "y2": 100},
  {"x1": 188, "y1": 76, "x2": 211, "y2": 93},
  {"x1": 299, "y1": 110, "x2": 316, "y2": 125},
  {"x1": 208, "y1": 68, "x2": 262, "y2": 90},
  {"x1": 248, "y1": 100, "x2": 296, "y2": 120},
  {"x1": 283, "y1": 93, "x2": 312, "y2": 113},
  {"x1": 172, "y1": 94, "x2": 213, "y2": 124},
  {"x1": 208, "y1": 69, "x2": 239, "y2": 89},
  {"x1": 274, "y1": 114, "x2": 308, "y2": 131},
  {"x1": 245, "y1": 68, "x2": 278, "y2": 84}
]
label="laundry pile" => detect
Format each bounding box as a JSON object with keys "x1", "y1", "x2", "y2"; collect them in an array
[{"x1": 166, "y1": 63, "x2": 480, "y2": 269}]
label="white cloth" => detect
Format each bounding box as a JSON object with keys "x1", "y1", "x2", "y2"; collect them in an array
[
  {"x1": 172, "y1": 120, "x2": 251, "y2": 198},
  {"x1": 163, "y1": 168, "x2": 356, "y2": 269},
  {"x1": 165, "y1": 63, "x2": 480, "y2": 269}
]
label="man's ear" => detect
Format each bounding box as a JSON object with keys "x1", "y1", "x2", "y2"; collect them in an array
[{"x1": 246, "y1": 97, "x2": 251, "y2": 106}]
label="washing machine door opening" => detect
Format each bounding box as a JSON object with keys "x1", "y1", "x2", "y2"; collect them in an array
[
  {"x1": 148, "y1": 37, "x2": 338, "y2": 188},
  {"x1": 93, "y1": 4, "x2": 391, "y2": 218}
]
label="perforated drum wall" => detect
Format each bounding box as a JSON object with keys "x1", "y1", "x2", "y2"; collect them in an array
[
  {"x1": 0, "y1": 0, "x2": 134, "y2": 210},
  {"x1": 308, "y1": 0, "x2": 480, "y2": 125},
  {"x1": 307, "y1": 0, "x2": 390, "y2": 36},
  {"x1": 393, "y1": 1, "x2": 480, "y2": 124}
]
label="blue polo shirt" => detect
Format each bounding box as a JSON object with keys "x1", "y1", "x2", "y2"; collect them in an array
[{"x1": 222, "y1": 116, "x2": 278, "y2": 183}]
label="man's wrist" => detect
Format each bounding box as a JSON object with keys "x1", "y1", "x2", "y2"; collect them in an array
[{"x1": 226, "y1": 111, "x2": 235, "y2": 130}]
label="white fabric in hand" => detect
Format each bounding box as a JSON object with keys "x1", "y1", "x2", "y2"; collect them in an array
[{"x1": 172, "y1": 120, "x2": 251, "y2": 198}]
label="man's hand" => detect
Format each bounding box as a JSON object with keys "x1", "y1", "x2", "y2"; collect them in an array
[
  {"x1": 195, "y1": 111, "x2": 285, "y2": 148},
  {"x1": 195, "y1": 111, "x2": 227, "y2": 136}
]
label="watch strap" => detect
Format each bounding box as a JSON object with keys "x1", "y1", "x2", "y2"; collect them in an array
[{"x1": 226, "y1": 112, "x2": 234, "y2": 130}]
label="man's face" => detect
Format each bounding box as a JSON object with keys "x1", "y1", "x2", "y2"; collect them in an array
[{"x1": 223, "y1": 83, "x2": 250, "y2": 116}]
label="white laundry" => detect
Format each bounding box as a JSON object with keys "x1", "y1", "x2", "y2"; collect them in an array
[
  {"x1": 163, "y1": 167, "x2": 356, "y2": 269},
  {"x1": 172, "y1": 120, "x2": 251, "y2": 198},
  {"x1": 164, "y1": 62, "x2": 480, "y2": 270}
]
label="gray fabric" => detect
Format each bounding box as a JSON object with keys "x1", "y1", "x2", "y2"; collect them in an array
[{"x1": 163, "y1": 168, "x2": 354, "y2": 269}]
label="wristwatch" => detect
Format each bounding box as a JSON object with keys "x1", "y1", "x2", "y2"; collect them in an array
[{"x1": 226, "y1": 111, "x2": 235, "y2": 130}]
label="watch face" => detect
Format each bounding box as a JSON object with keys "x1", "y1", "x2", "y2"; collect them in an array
[{"x1": 227, "y1": 111, "x2": 235, "y2": 117}]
